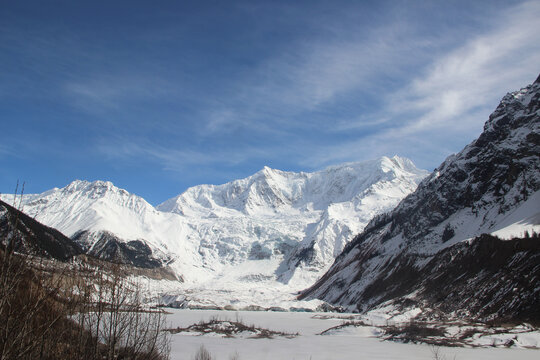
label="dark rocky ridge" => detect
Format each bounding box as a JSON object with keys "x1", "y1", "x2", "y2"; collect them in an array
[
  {"x1": 72, "y1": 230, "x2": 165, "y2": 269},
  {"x1": 300, "y1": 74, "x2": 540, "y2": 322},
  {"x1": 416, "y1": 233, "x2": 540, "y2": 322},
  {"x1": 0, "y1": 200, "x2": 82, "y2": 260}
]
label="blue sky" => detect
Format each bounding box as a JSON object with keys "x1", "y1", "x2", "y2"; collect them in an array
[{"x1": 1, "y1": 0, "x2": 539, "y2": 205}]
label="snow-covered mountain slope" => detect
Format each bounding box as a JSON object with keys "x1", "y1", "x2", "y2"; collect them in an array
[
  {"x1": 2, "y1": 156, "x2": 427, "y2": 308},
  {"x1": 2, "y1": 180, "x2": 178, "y2": 268},
  {"x1": 157, "y1": 156, "x2": 427, "y2": 287},
  {"x1": 301, "y1": 74, "x2": 540, "y2": 321}
]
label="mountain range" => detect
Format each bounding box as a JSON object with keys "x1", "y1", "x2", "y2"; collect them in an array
[
  {"x1": 1, "y1": 155, "x2": 427, "y2": 309},
  {"x1": 2, "y1": 75, "x2": 538, "y2": 317}
]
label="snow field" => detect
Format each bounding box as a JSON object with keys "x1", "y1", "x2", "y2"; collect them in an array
[{"x1": 166, "y1": 309, "x2": 540, "y2": 360}]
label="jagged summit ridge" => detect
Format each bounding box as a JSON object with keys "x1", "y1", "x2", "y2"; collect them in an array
[{"x1": 157, "y1": 155, "x2": 426, "y2": 218}]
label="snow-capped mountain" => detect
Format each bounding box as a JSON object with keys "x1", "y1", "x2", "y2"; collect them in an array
[
  {"x1": 157, "y1": 156, "x2": 426, "y2": 284},
  {"x1": 2, "y1": 156, "x2": 427, "y2": 309},
  {"x1": 2, "y1": 180, "x2": 175, "y2": 268},
  {"x1": 301, "y1": 75, "x2": 540, "y2": 321}
]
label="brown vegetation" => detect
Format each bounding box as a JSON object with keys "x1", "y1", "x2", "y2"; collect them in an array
[
  {"x1": 0, "y1": 193, "x2": 170, "y2": 359},
  {"x1": 168, "y1": 316, "x2": 298, "y2": 339}
]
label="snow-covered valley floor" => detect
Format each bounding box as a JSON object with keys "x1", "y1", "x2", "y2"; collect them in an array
[{"x1": 166, "y1": 309, "x2": 539, "y2": 360}]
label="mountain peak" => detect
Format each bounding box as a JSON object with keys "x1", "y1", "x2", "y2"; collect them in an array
[
  {"x1": 62, "y1": 179, "x2": 135, "y2": 199},
  {"x1": 378, "y1": 155, "x2": 422, "y2": 173},
  {"x1": 256, "y1": 165, "x2": 279, "y2": 178},
  {"x1": 65, "y1": 179, "x2": 114, "y2": 191},
  {"x1": 158, "y1": 156, "x2": 427, "y2": 219}
]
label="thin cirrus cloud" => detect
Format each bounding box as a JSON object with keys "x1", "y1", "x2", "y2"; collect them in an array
[
  {"x1": 199, "y1": 21, "x2": 423, "y2": 134},
  {"x1": 5, "y1": 0, "x2": 539, "y2": 199},
  {"x1": 63, "y1": 75, "x2": 178, "y2": 113},
  {"x1": 399, "y1": 0, "x2": 540, "y2": 134},
  {"x1": 92, "y1": 0, "x2": 540, "y2": 177},
  {"x1": 300, "y1": 0, "x2": 540, "y2": 169}
]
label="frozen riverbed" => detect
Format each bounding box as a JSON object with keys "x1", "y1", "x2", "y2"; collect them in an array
[{"x1": 166, "y1": 309, "x2": 539, "y2": 360}]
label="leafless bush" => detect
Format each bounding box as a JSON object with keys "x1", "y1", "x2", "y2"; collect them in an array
[
  {"x1": 193, "y1": 345, "x2": 214, "y2": 360},
  {"x1": 430, "y1": 345, "x2": 456, "y2": 360},
  {"x1": 70, "y1": 262, "x2": 170, "y2": 360},
  {"x1": 383, "y1": 321, "x2": 446, "y2": 344},
  {"x1": 0, "y1": 186, "x2": 77, "y2": 359}
]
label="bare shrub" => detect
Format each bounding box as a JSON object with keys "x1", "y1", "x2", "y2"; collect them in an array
[
  {"x1": 383, "y1": 322, "x2": 446, "y2": 343},
  {"x1": 193, "y1": 344, "x2": 214, "y2": 360},
  {"x1": 430, "y1": 345, "x2": 456, "y2": 360},
  {"x1": 71, "y1": 263, "x2": 171, "y2": 360},
  {"x1": 0, "y1": 189, "x2": 170, "y2": 359},
  {"x1": 0, "y1": 186, "x2": 71, "y2": 359}
]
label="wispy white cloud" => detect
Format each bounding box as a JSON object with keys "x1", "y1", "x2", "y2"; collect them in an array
[
  {"x1": 0, "y1": 145, "x2": 11, "y2": 158},
  {"x1": 300, "y1": 109, "x2": 488, "y2": 171},
  {"x1": 0, "y1": 19, "x2": 185, "y2": 113},
  {"x1": 63, "y1": 74, "x2": 180, "y2": 113},
  {"x1": 16, "y1": 1, "x2": 537, "y2": 181},
  {"x1": 93, "y1": 1, "x2": 540, "y2": 174},
  {"x1": 394, "y1": 0, "x2": 540, "y2": 134},
  {"x1": 300, "y1": 0, "x2": 540, "y2": 169},
  {"x1": 198, "y1": 19, "x2": 427, "y2": 134}
]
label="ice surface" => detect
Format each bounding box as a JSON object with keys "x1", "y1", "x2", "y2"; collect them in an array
[{"x1": 166, "y1": 309, "x2": 540, "y2": 360}]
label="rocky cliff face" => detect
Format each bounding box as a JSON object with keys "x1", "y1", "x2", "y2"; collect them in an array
[
  {"x1": 72, "y1": 230, "x2": 166, "y2": 269},
  {"x1": 300, "y1": 74, "x2": 540, "y2": 322}
]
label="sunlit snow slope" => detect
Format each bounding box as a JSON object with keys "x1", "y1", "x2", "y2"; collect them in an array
[{"x1": 3, "y1": 156, "x2": 427, "y2": 309}]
